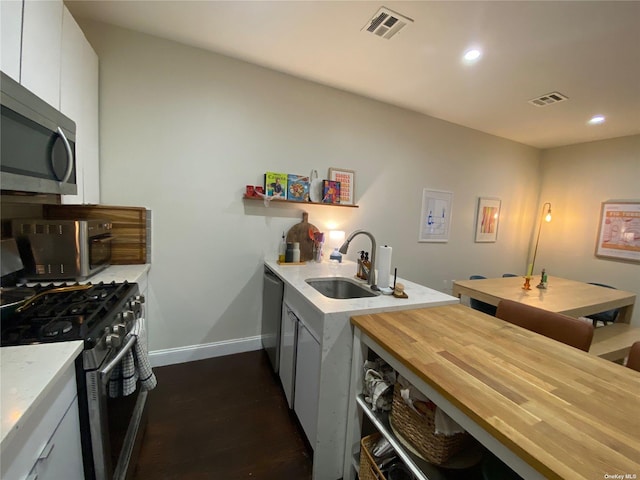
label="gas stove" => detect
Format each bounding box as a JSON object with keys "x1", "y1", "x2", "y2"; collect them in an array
[
  {"x1": 0, "y1": 281, "x2": 142, "y2": 349},
  {"x1": 1, "y1": 280, "x2": 149, "y2": 480}
]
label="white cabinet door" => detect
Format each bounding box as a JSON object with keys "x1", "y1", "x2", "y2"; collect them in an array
[
  {"x1": 0, "y1": 0, "x2": 22, "y2": 81},
  {"x1": 60, "y1": 6, "x2": 100, "y2": 204},
  {"x1": 294, "y1": 321, "x2": 321, "y2": 447},
  {"x1": 21, "y1": 0, "x2": 63, "y2": 109},
  {"x1": 33, "y1": 397, "x2": 84, "y2": 480},
  {"x1": 279, "y1": 305, "x2": 297, "y2": 408}
]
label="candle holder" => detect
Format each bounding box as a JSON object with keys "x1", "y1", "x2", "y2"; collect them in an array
[{"x1": 522, "y1": 276, "x2": 531, "y2": 290}]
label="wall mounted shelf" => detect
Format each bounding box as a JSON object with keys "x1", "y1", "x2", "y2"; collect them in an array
[{"x1": 242, "y1": 195, "x2": 358, "y2": 208}]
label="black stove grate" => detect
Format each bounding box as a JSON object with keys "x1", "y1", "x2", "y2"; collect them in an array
[{"x1": 0, "y1": 281, "x2": 138, "y2": 346}]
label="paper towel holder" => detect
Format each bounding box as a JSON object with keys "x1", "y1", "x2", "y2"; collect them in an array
[{"x1": 377, "y1": 244, "x2": 393, "y2": 294}]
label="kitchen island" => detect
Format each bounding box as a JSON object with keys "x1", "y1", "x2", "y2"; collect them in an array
[
  {"x1": 264, "y1": 259, "x2": 459, "y2": 480},
  {"x1": 345, "y1": 304, "x2": 640, "y2": 480}
]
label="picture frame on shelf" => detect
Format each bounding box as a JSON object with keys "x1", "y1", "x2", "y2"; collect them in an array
[
  {"x1": 328, "y1": 168, "x2": 355, "y2": 205},
  {"x1": 418, "y1": 188, "x2": 453, "y2": 242},
  {"x1": 475, "y1": 197, "x2": 501, "y2": 243},
  {"x1": 322, "y1": 180, "x2": 341, "y2": 204},
  {"x1": 595, "y1": 200, "x2": 640, "y2": 263}
]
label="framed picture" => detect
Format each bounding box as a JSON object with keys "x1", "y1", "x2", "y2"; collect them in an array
[
  {"x1": 328, "y1": 168, "x2": 355, "y2": 205},
  {"x1": 475, "y1": 197, "x2": 501, "y2": 242},
  {"x1": 419, "y1": 189, "x2": 453, "y2": 242},
  {"x1": 595, "y1": 200, "x2": 640, "y2": 263},
  {"x1": 322, "y1": 180, "x2": 341, "y2": 204}
]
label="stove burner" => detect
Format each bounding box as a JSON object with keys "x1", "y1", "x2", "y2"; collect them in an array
[
  {"x1": 42, "y1": 320, "x2": 73, "y2": 338},
  {"x1": 0, "y1": 281, "x2": 138, "y2": 347}
]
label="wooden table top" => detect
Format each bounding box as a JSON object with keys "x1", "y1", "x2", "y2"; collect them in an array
[
  {"x1": 351, "y1": 304, "x2": 640, "y2": 480},
  {"x1": 452, "y1": 275, "x2": 636, "y2": 322}
]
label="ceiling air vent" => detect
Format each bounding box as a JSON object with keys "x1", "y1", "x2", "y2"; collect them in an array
[
  {"x1": 362, "y1": 7, "x2": 413, "y2": 40},
  {"x1": 528, "y1": 92, "x2": 569, "y2": 107}
]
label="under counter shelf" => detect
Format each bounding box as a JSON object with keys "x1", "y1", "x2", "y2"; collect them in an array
[
  {"x1": 242, "y1": 195, "x2": 359, "y2": 208},
  {"x1": 356, "y1": 395, "x2": 484, "y2": 480},
  {"x1": 357, "y1": 395, "x2": 438, "y2": 480}
]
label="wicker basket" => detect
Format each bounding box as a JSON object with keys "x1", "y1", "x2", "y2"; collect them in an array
[
  {"x1": 389, "y1": 383, "x2": 469, "y2": 465},
  {"x1": 359, "y1": 433, "x2": 386, "y2": 480}
]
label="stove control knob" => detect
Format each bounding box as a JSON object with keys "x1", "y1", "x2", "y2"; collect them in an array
[
  {"x1": 104, "y1": 326, "x2": 112, "y2": 335},
  {"x1": 113, "y1": 323, "x2": 127, "y2": 335},
  {"x1": 123, "y1": 310, "x2": 135, "y2": 322},
  {"x1": 130, "y1": 300, "x2": 143, "y2": 315},
  {"x1": 135, "y1": 295, "x2": 146, "y2": 304},
  {"x1": 106, "y1": 333, "x2": 121, "y2": 348}
]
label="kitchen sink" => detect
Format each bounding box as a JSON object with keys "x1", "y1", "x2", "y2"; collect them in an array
[{"x1": 305, "y1": 277, "x2": 379, "y2": 299}]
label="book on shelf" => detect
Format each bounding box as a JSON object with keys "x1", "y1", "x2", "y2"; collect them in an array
[
  {"x1": 322, "y1": 180, "x2": 340, "y2": 204},
  {"x1": 287, "y1": 174, "x2": 310, "y2": 202},
  {"x1": 264, "y1": 172, "x2": 288, "y2": 198}
]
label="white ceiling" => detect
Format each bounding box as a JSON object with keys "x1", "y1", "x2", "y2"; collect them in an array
[{"x1": 66, "y1": 0, "x2": 640, "y2": 149}]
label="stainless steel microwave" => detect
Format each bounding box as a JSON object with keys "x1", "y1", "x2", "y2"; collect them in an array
[
  {"x1": 12, "y1": 219, "x2": 112, "y2": 281},
  {"x1": 1, "y1": 71, "x2": 77, "y2": 195}
]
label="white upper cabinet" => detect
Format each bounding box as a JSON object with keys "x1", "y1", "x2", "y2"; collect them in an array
[
  {"x1": 0, "y1": 0, "x2": 23, "y2": 81},
  {"x1": 21, "y1": 0, "x2": 63, "y2": 109},
  {"x1": 61, "y1": 6, "x2": 100, "y2": 204}
]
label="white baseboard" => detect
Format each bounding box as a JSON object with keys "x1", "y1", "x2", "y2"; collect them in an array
[{"x1": 149, "y1": 335, "x2": 263, "y2": 367}]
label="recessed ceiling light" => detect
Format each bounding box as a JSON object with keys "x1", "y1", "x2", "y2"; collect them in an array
[
  {"x1": 588, "y1": 115, "x2": 606, "y2": 125},
  {"x1": 463, "y1": 48, "x2": 482, "y2": 62}
]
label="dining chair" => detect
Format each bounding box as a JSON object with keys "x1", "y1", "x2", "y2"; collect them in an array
[
  {"x1": 587, "y1": 283, "x2": 620, "y2": 327},
  {"x1": 469, "y1": 275, "x2": 497, "y2": 316},
  {"x1": 496, "y1": 299, "x2": 594, "y2": 352},
  {"x1": 626, "y1": 342, "x2": 640, "y2": 372}
]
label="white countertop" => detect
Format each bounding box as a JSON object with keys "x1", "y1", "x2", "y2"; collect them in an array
[
  {"x1": 86, "y1": 264, "x2": 150, "y2": 284},
  {"x1": 0, "y1": 341, "x2": 84, "y2": 453},
  {"x1": 23, "y1": 264, "x2": 151, "y2": 287},
  {"x1": 265, "y1": 259, "x2": 458, "y2": 315}
]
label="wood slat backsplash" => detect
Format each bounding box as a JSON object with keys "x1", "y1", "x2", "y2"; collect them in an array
[{"x1": 44, "y1": 204, "x2": 149, "y2": 265}]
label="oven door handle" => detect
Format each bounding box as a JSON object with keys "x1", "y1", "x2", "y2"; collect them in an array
[{"x1": 99, "y1": 335, "x2": 137, "y2": 384}]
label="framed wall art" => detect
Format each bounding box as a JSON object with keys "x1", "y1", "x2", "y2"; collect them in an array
[
  {"x1": 595, "y1": 200, "x2": 640, "y2": 263},
  {"x1": 475, "y1": 197, "x2": 501, "y2": 242},
  {"x1": 328, "y1": 168, "x2": 355, "y2": 205},
  {"x1": 419, "y1": 188, "x2": 453, "y2": 242}
]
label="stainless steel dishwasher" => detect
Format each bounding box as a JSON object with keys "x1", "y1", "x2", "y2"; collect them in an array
[{"x1": 262, "y1": 266, "x2": 284, "y2": 372}]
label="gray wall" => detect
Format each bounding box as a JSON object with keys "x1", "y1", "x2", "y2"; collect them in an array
[
  {"x1": 81, "y1": 20, "x2": 638, "y2": 354},
  {"x1": 538, "y1": 136, "x2": 640, "y2": 297}
]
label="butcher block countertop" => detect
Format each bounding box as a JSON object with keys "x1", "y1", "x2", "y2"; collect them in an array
[{"x1": 351, "y1": 304, "x2": 640, "y2": 480}]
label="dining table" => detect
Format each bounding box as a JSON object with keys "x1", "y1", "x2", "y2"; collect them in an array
[
  {"x1": 346, "y1": 304, "x2": 640, "y2": 480},
  {"x1": 452, "y1": 275, "x2": 636, "y2": 323},
  {"x1": 452, "y1": 275, "x2": 639, "y2": 362}
]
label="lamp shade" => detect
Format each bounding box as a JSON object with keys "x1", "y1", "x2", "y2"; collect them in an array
[{"x1": 329, "y1": 230, "x2": 345, "y2": 247}]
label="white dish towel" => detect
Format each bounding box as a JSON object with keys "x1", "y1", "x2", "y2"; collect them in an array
[{"x1": 108, "y1": 317, "x2": 157, "y2": 398}]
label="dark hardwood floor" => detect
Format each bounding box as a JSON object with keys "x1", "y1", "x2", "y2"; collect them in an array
[{"x1": 133, "y1": 350, "x2": 313, "y2": 480}]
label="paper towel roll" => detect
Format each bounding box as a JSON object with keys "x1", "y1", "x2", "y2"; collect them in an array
[{"x1": 377, "y1": 245, "x2": 392, "y2": 289}]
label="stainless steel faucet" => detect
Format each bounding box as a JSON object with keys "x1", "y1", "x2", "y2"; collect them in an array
[{"x1": 339, "y1": 230, "x2": 378, "y2": 290}]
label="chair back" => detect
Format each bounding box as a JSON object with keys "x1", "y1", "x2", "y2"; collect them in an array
[
  {"x1": 496, "y1": 299, "x2": 594, "y2": 351},
  {"x1": 469, "y1": 275, "x2": 497, "y2": 316},
  {"x1": 587, "y1": 283, "x2": 620, "y2": 326},
  {"x1": 627, "y1": 342, "x2": 640, "y2": 372}
]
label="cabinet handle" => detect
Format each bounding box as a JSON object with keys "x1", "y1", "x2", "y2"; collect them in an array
[
  {"x1": 38, "y1": 441, "x2": 55, "y2": 460},
  {"x1": 56, "y1": 126, "x2": 74, "y2": 184}
]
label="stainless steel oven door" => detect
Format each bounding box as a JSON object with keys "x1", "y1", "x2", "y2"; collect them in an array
[{"x1": 86, "y1": 335, "x2": 148, "y2": 480}]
